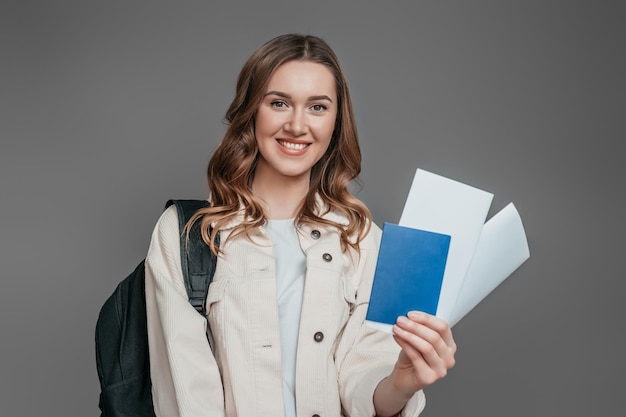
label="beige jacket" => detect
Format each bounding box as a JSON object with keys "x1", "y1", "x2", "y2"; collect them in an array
[{"x1": 145, "y1": 204, "x2": 426, "y2": 417}]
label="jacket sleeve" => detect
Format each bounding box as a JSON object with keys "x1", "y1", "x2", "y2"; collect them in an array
[
  {"x1": 144, "y1": 205, "x2": 225, "y2": 417},
  {"x1": 335, "y1": 223, "x2": 426, "y2": 417}
]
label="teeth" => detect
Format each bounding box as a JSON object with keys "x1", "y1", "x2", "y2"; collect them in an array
[{"x1": 279, "y1": 140, "x2": 307, "y2": 151}]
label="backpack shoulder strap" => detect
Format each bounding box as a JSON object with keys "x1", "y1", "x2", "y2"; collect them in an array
[{"x1": 165, "y1": 199, "x2": 218, "y2": 316}]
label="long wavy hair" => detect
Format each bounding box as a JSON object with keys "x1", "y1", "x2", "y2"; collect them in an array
[{"x1": 188, "y1": 33, "x2": 371, "y2": 254}]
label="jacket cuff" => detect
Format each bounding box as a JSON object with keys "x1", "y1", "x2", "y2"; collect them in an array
[{"x1": 347, "y1": 366, "x2": 426, "y2": 417}]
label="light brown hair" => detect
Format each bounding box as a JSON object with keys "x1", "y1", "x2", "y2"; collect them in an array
[{"x1": 189, "y1": 33, "x2": 371, "y2": 254}]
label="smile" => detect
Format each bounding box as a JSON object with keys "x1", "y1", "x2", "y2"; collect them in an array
[{"x1": 277, "y1": 139, "x2": 309, "y2": 151}]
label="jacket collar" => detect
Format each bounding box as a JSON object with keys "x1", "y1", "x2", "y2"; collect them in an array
[{"x1": 213, "y1": 194, "x2": 350, "y2": 230}]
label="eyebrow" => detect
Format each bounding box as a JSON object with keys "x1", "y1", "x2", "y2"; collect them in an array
[{"x1": 264, "y1": 91, "x2": 334, "y2": 103}]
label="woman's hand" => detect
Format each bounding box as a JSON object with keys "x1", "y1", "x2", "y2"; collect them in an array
[
  {"x1": 373, "y1": 311, "x2": 456, "y2": 416},
  {"x1": 391, "y1": 311, "x2": 456, "y2": 394}
]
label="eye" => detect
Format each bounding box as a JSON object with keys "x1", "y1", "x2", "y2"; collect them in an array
[
  {"x1": 310, "y1": 104, "x2": 327, "y2": 112},
  {"x1": 271, "y1": 100, "x2": 288, "y2": 109}
]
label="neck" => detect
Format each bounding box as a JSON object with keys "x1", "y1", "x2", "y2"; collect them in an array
[{"x1": 251, "y1": 170, "x2": 310, "y2": 220}]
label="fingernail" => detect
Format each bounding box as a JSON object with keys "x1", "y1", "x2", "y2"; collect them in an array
[{"x1": 408, "y1": 311, "x2": 423, "y2": 319}]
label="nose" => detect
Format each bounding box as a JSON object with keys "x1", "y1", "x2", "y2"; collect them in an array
[{"x1": 285, "y1": 109, "x2": 308, "y2": 136}]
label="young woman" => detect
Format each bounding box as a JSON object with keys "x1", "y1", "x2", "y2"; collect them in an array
[{"x1": 144, "y1": 33, "x2": 456, "y2": 417}]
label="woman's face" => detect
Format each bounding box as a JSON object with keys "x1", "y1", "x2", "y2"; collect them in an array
[{"x1": 254, "y1": 60, "x2": 337, "y2": 184}]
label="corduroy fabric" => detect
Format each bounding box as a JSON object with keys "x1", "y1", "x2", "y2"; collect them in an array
[{"x1": 145, "y1": 205, "x2": 426, "y2": 417}]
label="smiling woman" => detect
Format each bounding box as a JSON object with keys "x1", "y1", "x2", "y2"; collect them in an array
[
  {"x1": 141, "y1": 33, "x2": 457, "y2": 417},
  {"x1": 197, "y1": 34, "x2": 370, "y2": 255},
  {"x1": 253, "y1": 60, "x2": 337, "y2": 218}
]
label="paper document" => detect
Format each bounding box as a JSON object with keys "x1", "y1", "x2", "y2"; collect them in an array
[
  {"x1": 399, "y1": 169, "x2": 493, "y2": 320},
  {"x1": 366, "y1": 168, "x2": 530, "y2": 331},
  {"x1": 447, "y1": 203, "x2": 530, "y2": 326}
]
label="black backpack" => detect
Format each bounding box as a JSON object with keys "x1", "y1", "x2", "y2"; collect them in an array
[{"x1": 95, "y1": 199, "x2": 218, "y2": 417}]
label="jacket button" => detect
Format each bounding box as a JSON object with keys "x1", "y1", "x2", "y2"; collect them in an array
[
  {"x1": 322, "y1": 253, "x2": 332, "y2": 262},
  {"x1": 311, "y1": 229, "x2": 321, "y2": 239},
  {"x1": 313, "y1": 331, "x2": 324, "y2": 342}
]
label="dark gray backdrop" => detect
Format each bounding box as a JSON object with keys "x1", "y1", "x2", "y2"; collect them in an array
[{"x1": 2, "y1": 1, "x2": 624, "y2": 416}]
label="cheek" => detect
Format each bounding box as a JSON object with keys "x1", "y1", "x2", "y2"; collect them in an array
[
  {"x1": 255, "y1": 108, "x2": 279, "y2": 136},
  {"x1": 254, "y1": 110, "x2": 267, "y2": 137},
  {"x1": 325, "y1": 119, "x2": 337, "y2": 144},
  {"x1": 313, "y1": 116, "x2": 337, "y2": 141}
]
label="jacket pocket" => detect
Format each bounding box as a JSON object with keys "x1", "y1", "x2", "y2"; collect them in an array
[{"x1": 342, "y1": 277, "x2": 357, "y2": 314}]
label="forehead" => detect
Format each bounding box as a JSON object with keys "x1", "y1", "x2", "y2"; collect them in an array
[{"x1": 266, "y1": 60, "x2": 336, "y2": 98}]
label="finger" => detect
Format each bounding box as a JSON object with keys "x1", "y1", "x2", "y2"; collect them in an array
[
  {"x1": 407, "y1": 311, "x2": 457, "y2": 351},
  {"x1": 392, "y1": 331, "x2": 426, "y2": 366},
  {"x1": 396, "y1": 316, "x2": 451, "y2": 361},
  {"x1": 392, "y1": 331, "x2": 437, "y2": 379},
  {"x1": 393, "y1": 325, "x2": 449, "y2": 383},
  {"x1": 393, "y1": 319, "x2": 447, "y2": 370}
]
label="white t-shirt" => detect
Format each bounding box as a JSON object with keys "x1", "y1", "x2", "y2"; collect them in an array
[{"x1": 266, "y1": 219, "x2": 306, "y2": 417}]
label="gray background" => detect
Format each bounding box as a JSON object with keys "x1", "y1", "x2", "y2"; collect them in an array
[{"x1": 1, "y1": 1, "x2": 624, "y2": 416}]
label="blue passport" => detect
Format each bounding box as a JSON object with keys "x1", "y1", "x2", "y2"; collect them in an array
[{"x1": 366, "y1": 223, "x2": 451, "y2": 324}]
